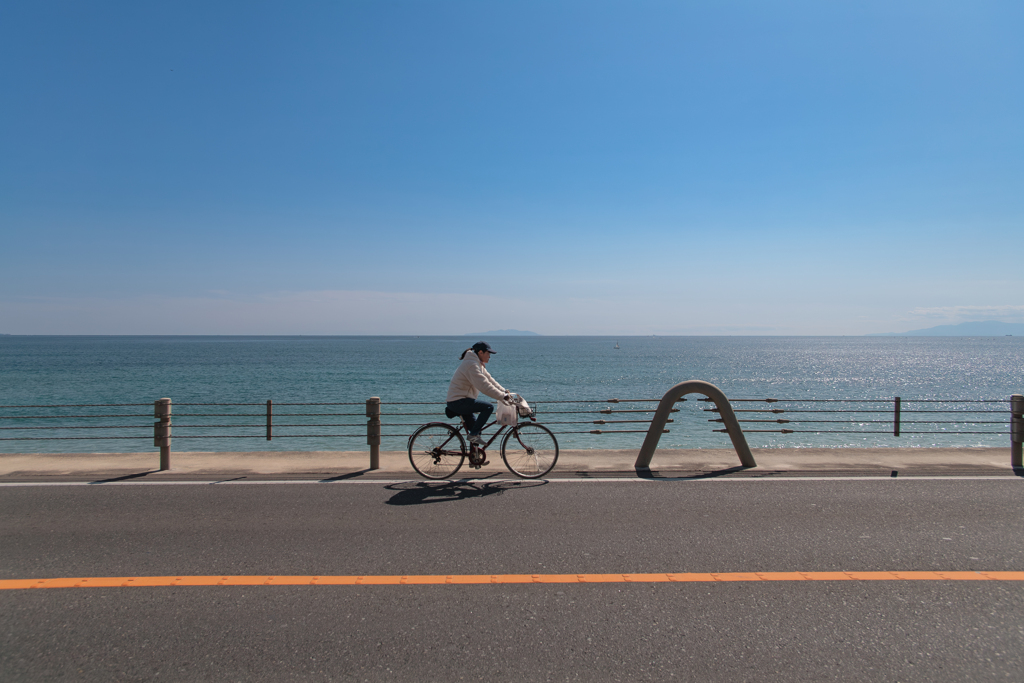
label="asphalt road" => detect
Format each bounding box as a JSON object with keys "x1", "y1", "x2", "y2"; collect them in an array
[{"x1": 2, "y1": 478, "x2": 1023, "y2": 681}]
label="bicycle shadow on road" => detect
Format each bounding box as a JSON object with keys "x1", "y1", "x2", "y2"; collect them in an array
[{"x1": 385, "y1": 479, "x2": 547, "y2": 506}]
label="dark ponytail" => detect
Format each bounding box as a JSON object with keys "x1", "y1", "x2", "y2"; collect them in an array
[{"x1": 459, "y1": 348, "x2": 472, "y2": 360}]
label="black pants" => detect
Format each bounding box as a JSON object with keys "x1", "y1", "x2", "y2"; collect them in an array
[{"x1": 446, "y1": 398, "x2": 493, "y2": 436}]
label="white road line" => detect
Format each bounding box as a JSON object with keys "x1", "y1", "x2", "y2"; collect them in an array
[{"x1": 0, "y1": 475, "x2": 1018, "y2": 487}]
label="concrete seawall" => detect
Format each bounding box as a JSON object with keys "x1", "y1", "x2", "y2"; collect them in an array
[{"x1": 1, "y1": 447, "x2": 1018, "y2": 480}]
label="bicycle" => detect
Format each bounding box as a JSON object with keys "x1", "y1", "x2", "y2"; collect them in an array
[{"x1": 407, "y1": 395, "x2": 559, "y2": 480}]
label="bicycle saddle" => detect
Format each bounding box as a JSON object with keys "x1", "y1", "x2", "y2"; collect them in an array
[{"x1": 444, "y1": 406, "x2": 457, "y2": 419}]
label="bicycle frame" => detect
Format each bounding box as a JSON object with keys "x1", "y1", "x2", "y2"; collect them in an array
[
  {"x1": 404, "y1": 419, "x2": 505, "y2": 456},
  {"x1": 458, "y1": 419, "x2": 505, "y2": 451},
  {"x1": 457, "y1": 414, "x2": 539, "y2": 451}
]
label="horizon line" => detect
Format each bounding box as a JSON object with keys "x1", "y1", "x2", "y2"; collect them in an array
[{"x1": 1, "y1": 333, "x2": 1019, "y2": 338}]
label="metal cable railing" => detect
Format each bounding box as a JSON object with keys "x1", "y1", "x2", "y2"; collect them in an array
[
  {"x1": 703, "y1": 397, "x2": 1012, "y2": 436},
  {"x1": 0, "y1": 396, "x2": 682, "y2": 459},
  {"x1": 3, "y1": 396, "x2": 1015, "y2": 443},
  {"x1": 0, "y1": 401, "x2": 372, "y2": 452},
  {"x1": 2, "y1": 394, "x2": 1021, "y2": 473},
  {"x1": 378, "y1": 398, "x2": 683, "y2": 435}
]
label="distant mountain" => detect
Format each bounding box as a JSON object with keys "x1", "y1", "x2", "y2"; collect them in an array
[
  {"x1": 868, "y1": 321, "x2": 1024, "y2": 336},
  {"x1": 463, "y1": 329, "x2": 540, "y2": 336}
]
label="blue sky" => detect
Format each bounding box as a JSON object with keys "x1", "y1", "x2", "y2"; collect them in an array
[{"x1": 2, "y1": 0, "x2": 1021, "y2": 335}]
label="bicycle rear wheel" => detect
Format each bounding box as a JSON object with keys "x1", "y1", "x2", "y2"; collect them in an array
[
  {"x1": 408, "y1": 423, "x2": 466, "y2": 479},
  {"x1": 500, "y1": 423, "x2": 558, "y2": 478}
]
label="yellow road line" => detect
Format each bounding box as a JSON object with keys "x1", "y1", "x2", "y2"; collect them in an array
[{"x1": 2, "y1": 571, "x2": 1023, "y2": 590}]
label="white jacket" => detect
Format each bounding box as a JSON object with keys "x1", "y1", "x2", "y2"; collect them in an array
[{"x1": 446, "y1": 351, "x2": 508, "y2": 403}]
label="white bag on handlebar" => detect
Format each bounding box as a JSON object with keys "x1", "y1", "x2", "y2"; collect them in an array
[
  {"x1": 516, "y1": 397, "x2": 531, "y2": 417},
  {"x1": 496, "y1": 400, "x2": 518, "y2": 426}
]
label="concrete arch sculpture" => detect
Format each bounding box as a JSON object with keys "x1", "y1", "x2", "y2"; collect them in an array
[{"x1": 634, "y1": 380, "x2": 756, "y2": 470}]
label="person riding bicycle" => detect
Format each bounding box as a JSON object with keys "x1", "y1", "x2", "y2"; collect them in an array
[{"x1": 446, "y1": 341, "x2": 512, "y2": 447}]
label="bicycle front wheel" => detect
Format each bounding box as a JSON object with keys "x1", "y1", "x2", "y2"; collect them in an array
[
  {"x1": 408, "y1": 423, "x2": 466, "y2": 479},
  {"x1": 500, "y1": 423, "x2": 558, "y2": 478}
]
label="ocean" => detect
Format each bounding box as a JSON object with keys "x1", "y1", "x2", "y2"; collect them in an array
[{"x1": 1, "y1": 335, "x2": 1021, "y2": 453}]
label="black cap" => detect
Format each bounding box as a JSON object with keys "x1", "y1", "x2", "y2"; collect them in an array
[{"x1": 472, "y1": 341, "x2": 496, "y2": 354}]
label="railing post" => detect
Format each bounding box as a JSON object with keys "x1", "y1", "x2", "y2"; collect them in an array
[
  {"x1": 1011, "y1": 394, "x2": 1023, "y2": 469},
  {"x1": 366, "y1": 397, "x2": 381, "y2": 470},
  {"x1": 893, "y1": 396, "x2": 901, "y2": 437},
  {"x1": 154, "y1": 398, "x2": 172, "y2": 471},
  {"x1": 266, "y1": 400, "x2": 273, "y2": 441}
]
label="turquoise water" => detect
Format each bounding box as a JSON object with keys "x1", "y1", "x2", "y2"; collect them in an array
[{"x1": 1, "y1": 335, "x2": 1021, "y2": 453}]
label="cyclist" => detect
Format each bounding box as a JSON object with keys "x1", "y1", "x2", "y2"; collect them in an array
[{"x1": 446, "y1": 341, "x2": 512, "y2": 447}]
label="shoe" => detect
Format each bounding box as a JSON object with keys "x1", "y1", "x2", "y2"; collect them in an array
[{"x1": 468, "y1": 435, "x2": 484, "y2": 446}]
